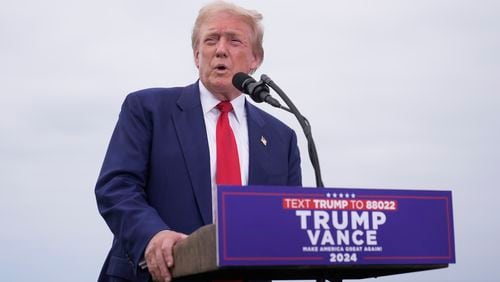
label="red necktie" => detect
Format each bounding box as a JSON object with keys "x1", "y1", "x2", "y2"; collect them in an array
[{"x1": 216, "y1": 101, "x2": 241, "y2": 185}]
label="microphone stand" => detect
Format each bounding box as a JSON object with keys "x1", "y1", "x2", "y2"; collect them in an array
[{"x1": 261, "y1": 74, "x2": 324, "y2": 188}]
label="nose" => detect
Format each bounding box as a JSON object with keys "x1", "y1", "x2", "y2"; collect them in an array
[{"x1": 215, "y1": 38, "x2": 228, "y2": 58}]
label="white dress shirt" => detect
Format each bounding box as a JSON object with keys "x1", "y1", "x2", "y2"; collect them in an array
[{"x1": 199, "y1": 81, "x2": 249, "y2": 197}]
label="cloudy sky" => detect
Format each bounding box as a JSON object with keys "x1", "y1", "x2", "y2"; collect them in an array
[{"x1": 1, "y1": 0, "x2": 499, "y2": 281}]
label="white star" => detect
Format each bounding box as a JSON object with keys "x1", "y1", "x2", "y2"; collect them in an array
[
  {"x1": 339, "y1": 193, "x2": 344, "y2": 198},
  {"x1": 351, "y1": 193, "x2": 356, "y2": 198},
  {"x1": 345, "y1": 194, "x2": 350, "y2": 198},
  {"x1": 332, "y1": 193, "x2": 337, "y2": 198},
  {"x1": 326, "y1": 193, "x2": 331, "y2": 198}
]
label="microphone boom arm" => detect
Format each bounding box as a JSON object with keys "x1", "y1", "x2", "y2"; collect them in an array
[{"x1": 261, "y1": 74, "x2": 325, "y2": 188}]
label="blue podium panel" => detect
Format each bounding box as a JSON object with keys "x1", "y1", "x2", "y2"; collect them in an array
[{"x1": 215, "y1": 186, "x2": 455, "y2": 267}]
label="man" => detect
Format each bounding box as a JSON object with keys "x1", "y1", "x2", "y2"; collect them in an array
[{"x1": 95, "y1": 2, "x2": 301, "y2": 282}]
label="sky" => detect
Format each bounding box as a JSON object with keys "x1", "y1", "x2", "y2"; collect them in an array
[{"x1": 1, "y1": 0, "x2": 499, "y2": 281}]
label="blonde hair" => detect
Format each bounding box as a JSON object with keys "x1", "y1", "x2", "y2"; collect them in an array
[{"x1": 191, "y1": 1, "x2": 264, "y2": 69}]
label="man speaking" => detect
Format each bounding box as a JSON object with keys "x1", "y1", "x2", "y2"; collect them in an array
[{"x1": 95, "y1": 1, "x2": 301, "y2": 281}]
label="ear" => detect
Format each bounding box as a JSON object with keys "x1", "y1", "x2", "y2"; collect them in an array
[
  {"x1": 194, "y1": 49, "x2": 200, "y2": 69},
  {"x1": 249, "y1": 53, "x2": 260, "y2": 72}
]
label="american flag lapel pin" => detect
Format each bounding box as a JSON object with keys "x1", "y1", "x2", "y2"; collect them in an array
[{"x1": 260, "y1": 136, "x2": 267, "y2": 146}]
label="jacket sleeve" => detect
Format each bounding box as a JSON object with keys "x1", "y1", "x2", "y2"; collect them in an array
[{"x1": 95, "y1": 93, "x2": 168, "y2": 271}]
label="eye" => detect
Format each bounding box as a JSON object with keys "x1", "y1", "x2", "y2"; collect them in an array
[
  {"x1": 204, "y1": 36, "x2": 218, "y2": 45},
  {"x1": 231, "y1": 38, "x2": 243, "y2": 45}
]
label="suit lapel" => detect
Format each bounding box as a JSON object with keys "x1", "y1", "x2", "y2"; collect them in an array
[
  {"x1": 172, "y1": 82, "x2": 212, "y2": 225},
  {"x1": 246, "y1": 101, "x2": 270, "y2": 184}
]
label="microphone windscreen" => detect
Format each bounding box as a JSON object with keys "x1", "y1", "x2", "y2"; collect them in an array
[{"x1": 232, "y1": 72, "x2": 253, "y2": 93}]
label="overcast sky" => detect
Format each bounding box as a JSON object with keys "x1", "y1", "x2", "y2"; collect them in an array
[{"x1": 1, "y1": 0, "x2": 499, "y2": 281}]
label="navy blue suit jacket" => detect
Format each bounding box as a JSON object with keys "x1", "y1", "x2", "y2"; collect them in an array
[{"x1": 95, "y1": 82, "x2": 301, "y2": 281}]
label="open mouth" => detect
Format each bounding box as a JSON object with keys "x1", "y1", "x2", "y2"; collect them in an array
[{"x1": 215, "y1": 64, "x2": 228, "y2": 71}]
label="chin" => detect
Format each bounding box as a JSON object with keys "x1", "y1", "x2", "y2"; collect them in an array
[
  {"x1": 207, "y1": 81, "x2": 238, "y2": 98},
  {"x1": 209, "y1": 78, "x2": 231, "y2": 89}
]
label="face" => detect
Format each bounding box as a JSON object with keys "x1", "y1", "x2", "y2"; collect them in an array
[{"x1": 194, "y1": 13, "x2": 260, "y2": 100}]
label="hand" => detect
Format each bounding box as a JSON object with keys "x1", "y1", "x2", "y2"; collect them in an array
[{"x1": 144, "y1": 230, "x2": 188, "y2": 282}]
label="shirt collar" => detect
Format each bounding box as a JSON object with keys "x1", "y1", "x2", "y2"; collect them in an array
[{"x1": 199, "y1": 80, "x2": 247, "y2": 124}]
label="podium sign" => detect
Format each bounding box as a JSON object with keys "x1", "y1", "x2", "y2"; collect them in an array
[{"x1": 215, "y1": 185, "x2": 455, "y2": 267}]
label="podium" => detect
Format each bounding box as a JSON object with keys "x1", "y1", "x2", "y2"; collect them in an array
[{"x1": 170, "y1": 185, "x2": 455, "y2": 281}]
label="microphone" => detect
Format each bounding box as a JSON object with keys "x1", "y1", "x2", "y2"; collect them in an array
[{"x1": 232, "y1": 72, "x2": 281, "y2": 108}]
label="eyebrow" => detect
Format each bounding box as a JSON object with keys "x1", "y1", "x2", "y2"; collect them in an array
[{"x1": 204, "y1": 29, "x2": 243, "y2": 38}]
